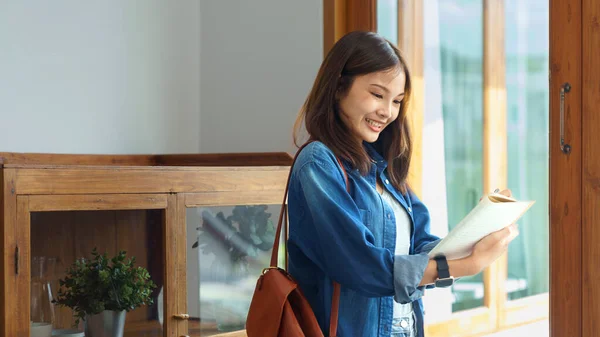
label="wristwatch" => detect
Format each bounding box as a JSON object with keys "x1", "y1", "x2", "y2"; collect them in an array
[{"x1": 433, "y1": 255, "x2": 454, "y2": 288}]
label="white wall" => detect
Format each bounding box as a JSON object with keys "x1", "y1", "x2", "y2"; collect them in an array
[
  {"x1": 1, "y1": 0, "x2": 323, "y2": 322},
  {"x1": 199, "y1": 0, "x2": 323, "y2": 154},
  {"x1": 0, "y1": 1, "x2": 201, "y2": 154},
  {"x1": 187, "y1": 0, "x2": 323, "y2": 319}
]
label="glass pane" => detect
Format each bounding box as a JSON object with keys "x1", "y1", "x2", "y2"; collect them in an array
[
  {"x1": 30, "y1": 210, "x2": 164, "y2": 337},
  {"x1": 421, "y1": 0, "x2": 484, "y2": 315},
  {"x1": 187, "y1": 204, "x2": 282, "y2": 336},
  {"x1": 377, "y1": 0, "x2": 398, "y2": 45},
  {"x1": 505, "y1": 0, "x2": 549, "y2": 301}
]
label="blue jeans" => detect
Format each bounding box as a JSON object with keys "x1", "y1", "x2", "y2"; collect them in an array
[{"x1": 391, "y1": 312, "x2": 417, "y2": 337}]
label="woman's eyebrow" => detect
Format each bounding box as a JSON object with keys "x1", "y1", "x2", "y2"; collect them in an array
[{"x1": 370, "y1": 84, "x2": 404, "y2": 97}]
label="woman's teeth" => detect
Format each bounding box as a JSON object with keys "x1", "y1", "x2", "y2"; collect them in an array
[{"x1": 366, "y1": 118, "x2": 382, "y2": 128}]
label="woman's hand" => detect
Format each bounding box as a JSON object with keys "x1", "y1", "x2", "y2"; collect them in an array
[
  {"x1": 418, "y1": 188, "x2": 519, "y2": 285},
  {"x1": 469, "y1": 223, "x2": 519, "y2": 274},
  {"x1": 470, "y1": 188, "x2": 519, "y2": 274}
]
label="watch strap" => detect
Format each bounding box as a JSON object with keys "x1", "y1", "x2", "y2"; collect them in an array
[{"x1": 434, "y1": 255, "x2": 450, "y2": 279}]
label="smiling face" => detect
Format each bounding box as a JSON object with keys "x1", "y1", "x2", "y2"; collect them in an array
[{"x1": 337, "y1": 68, "x2": 406, "y2": 144}]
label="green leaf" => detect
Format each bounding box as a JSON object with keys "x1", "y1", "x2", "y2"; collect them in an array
[{"x1": 53, "y1": 249, "x2": 157, "y2": 325}]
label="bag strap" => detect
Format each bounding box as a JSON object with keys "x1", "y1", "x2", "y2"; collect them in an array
[{"x1": 269, "y1": 140, "x2": 347, "y2": 337}]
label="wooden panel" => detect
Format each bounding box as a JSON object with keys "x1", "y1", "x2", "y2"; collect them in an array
[
  {"x1": 155, "y1": 153, "x2": 292, "y2": 167},
  {"x1": 323, "y1": 0, "x2": 347, "y2": 55},
  {"x1": 0, "y1": 152, "x2": 292, "y2": 167},
  {"x1": 14, "y1": 167, "x2": 290, "y2": 195},
  {"x1": 550, "y1": 0, "x2": 582, "y2": 335},
  {"x1": 116, "y1": 211, "x2": 151, "y2": 323},
  {"x1": 31, "y1": 211, "x2": 77, "y2": 329},
  {"x1": 30, "y1": 210, "x2": 160, "y2": 328},
  {"x1": 424, "y1": 308, "x2": 492, "y2": 337},
  {"x1": 0, "y1": 168, "x2": 4, "y2": 334},
  {"x1": 323, "y1": 0, "x2": 376, "y2": 56},
  {"x1": 176, "y1": 194, "x2": 188, "y2": 337},
  {"x1": 126, "y1": 320, "x2": 248, "y2": 337},
  {"x1": 346, "y1": 0, "x2": 377, "y2": 32},
  {"x1": 123, "y1": 320, "x2": 162, "y2": 336},
  {"x1": 2, "y1": 169, "x2": 18, "y2": 337},
  {"x1": 211, "y1": 330, "x2": 247, "y2": 337},
  {"x1": 0, "y1": 153, "x2": 153, "y2": 166},
  {"x1": 582, "y1": 0, "x2": 599, "y2": 335},
  {"x1": 15, "y1": 196, "x2": 30, "y2": 337},
  {"x1": 398, "y1": 0, "x2": 424, "y2": 198},
  {"x1": 28, "y1": 194, "x2": 167, "y2": 211},
  {"x1": 483, "y1": 0, "x2": 507, "y2": 328},
  {"x1": 73, "y1": 211, "x2": 118, "y2": 261},
  {"x1": 184, "y1": 190, "x2": 285, "y2": 207},
  {"x1": 164, "y1": 194, "x2": 178, "y2": 337}
]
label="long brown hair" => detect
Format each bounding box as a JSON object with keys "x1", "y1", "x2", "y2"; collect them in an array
[{"x1": 293, "y1": 31, "x2": 413, "y2": 194}]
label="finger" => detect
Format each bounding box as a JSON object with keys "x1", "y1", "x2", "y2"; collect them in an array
[
  {"x1": 499, "y1": 189, "x2": 512, "y2": 197},
  {"x1": 498, "y1": 225, "x2": 516, "y2": 243},
  {"x1": 507, "y1": 225, "x2": 520, "y2": 242}
]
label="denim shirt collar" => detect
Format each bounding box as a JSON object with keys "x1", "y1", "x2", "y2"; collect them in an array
[
  {"x1": 363, "y1": 141, "x2": 388, "y2": 172},
  {"x1": 339, "y1": 142, "x2": 388, "y2": 176}
]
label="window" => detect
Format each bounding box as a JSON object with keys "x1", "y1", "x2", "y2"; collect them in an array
[{"x1": 328, "y1": 0, "x2": 550, "y2": 334}]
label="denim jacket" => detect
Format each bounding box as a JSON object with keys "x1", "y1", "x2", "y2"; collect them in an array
[{"x1": 288, "y1": 141, "x2": 441, "y2": 337}]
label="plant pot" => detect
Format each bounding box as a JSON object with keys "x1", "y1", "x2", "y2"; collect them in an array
[{"x1": 84, "y1": 310, "x2": 126, "y2": 337}]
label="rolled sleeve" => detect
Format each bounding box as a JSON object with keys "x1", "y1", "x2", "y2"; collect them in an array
[{"x1": 393, "y1": 253, "x2": 430, "y2": 304}]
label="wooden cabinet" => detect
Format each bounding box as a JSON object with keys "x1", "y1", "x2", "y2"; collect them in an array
[{"x1": 0, "y1": 152, "x2": 292, "y2": 337}]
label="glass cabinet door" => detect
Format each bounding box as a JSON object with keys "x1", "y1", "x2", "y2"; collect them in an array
[
  {"x1": 183, "y1": 192, "x2": 284, "y2": 337},
  {"x1": 19, "y1": 194, "x2": 175, "y2": 337}
]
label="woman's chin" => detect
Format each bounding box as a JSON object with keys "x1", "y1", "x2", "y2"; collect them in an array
[{"x1": 361, "y1": 133, "x2": 380, "y2": 143}]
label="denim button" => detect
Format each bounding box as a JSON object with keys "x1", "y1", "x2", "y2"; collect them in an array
[
  {"x1": 407, "y1": 207, "x2": 412, "y2": 213},
  {"x1": 400, "y1": 319, "x2": 409, "y2": 328},
  {"x1": 387, "y1": 214, "x2": 391, "y2": 219},
  {"x1": 385, "y1": 179, "x2": 390, "y2": 184}
]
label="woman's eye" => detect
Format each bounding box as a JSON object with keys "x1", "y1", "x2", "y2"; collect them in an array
[
  {"x1": 371, "y1": 93, "x2": 383, "y2": 99},
  {"x1": 393, "y1": 100, "x2": 402, "y2": 105}
]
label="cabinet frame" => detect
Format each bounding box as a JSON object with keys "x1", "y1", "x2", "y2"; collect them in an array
[{"x1": 0, "y1": 152, "x2": 292, "y2": 337}]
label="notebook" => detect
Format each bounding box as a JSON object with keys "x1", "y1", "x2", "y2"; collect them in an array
[{"x1": 427, "y1": 192, "x2": 535, "y2": 260}]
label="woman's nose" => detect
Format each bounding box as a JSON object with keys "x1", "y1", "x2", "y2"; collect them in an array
[{"x1": 377, "y1": 106, "x2": 391, "y2": 119}]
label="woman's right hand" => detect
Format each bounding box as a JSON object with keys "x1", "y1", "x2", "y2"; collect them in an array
[{"x1": 469, "y1": 223, "x2": 519, "y2": 275}]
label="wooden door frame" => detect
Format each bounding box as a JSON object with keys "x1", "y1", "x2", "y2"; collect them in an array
[
  {"x1": 550, "y1": 0, "x2": 582, "y2": 336},
  {"x1": 581, "y1": 0, "x2": 600, "y2": 336},
  {"x1": 323, "y1": 0, "x2": 377, "y2": 57}
]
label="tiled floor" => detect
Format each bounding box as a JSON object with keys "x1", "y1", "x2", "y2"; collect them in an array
[{"x1": 482, "y1": 320, "x2": 549, "y2": 337}]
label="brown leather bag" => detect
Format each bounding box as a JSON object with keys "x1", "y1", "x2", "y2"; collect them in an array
[{"x1": 246, "y1": 143, "x2": 348, "y2": 337}]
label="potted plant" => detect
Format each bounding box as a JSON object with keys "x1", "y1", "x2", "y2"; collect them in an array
[{"x1": 53, "y1": 248, "x2": 156, "y2": 337}]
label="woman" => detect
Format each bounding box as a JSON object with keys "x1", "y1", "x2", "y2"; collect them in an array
[{"x1": 287, "y1": 31, "x2": 518, "y2": 337}]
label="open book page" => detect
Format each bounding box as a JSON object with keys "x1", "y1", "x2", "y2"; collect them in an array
[{"x1": 427, "y1": 193, "x2": 535, "y2": 260}]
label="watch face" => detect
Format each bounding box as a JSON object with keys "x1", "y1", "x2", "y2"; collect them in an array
[{"x1": 435, "y1": 278, "x2": 454, "y2": 288}]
